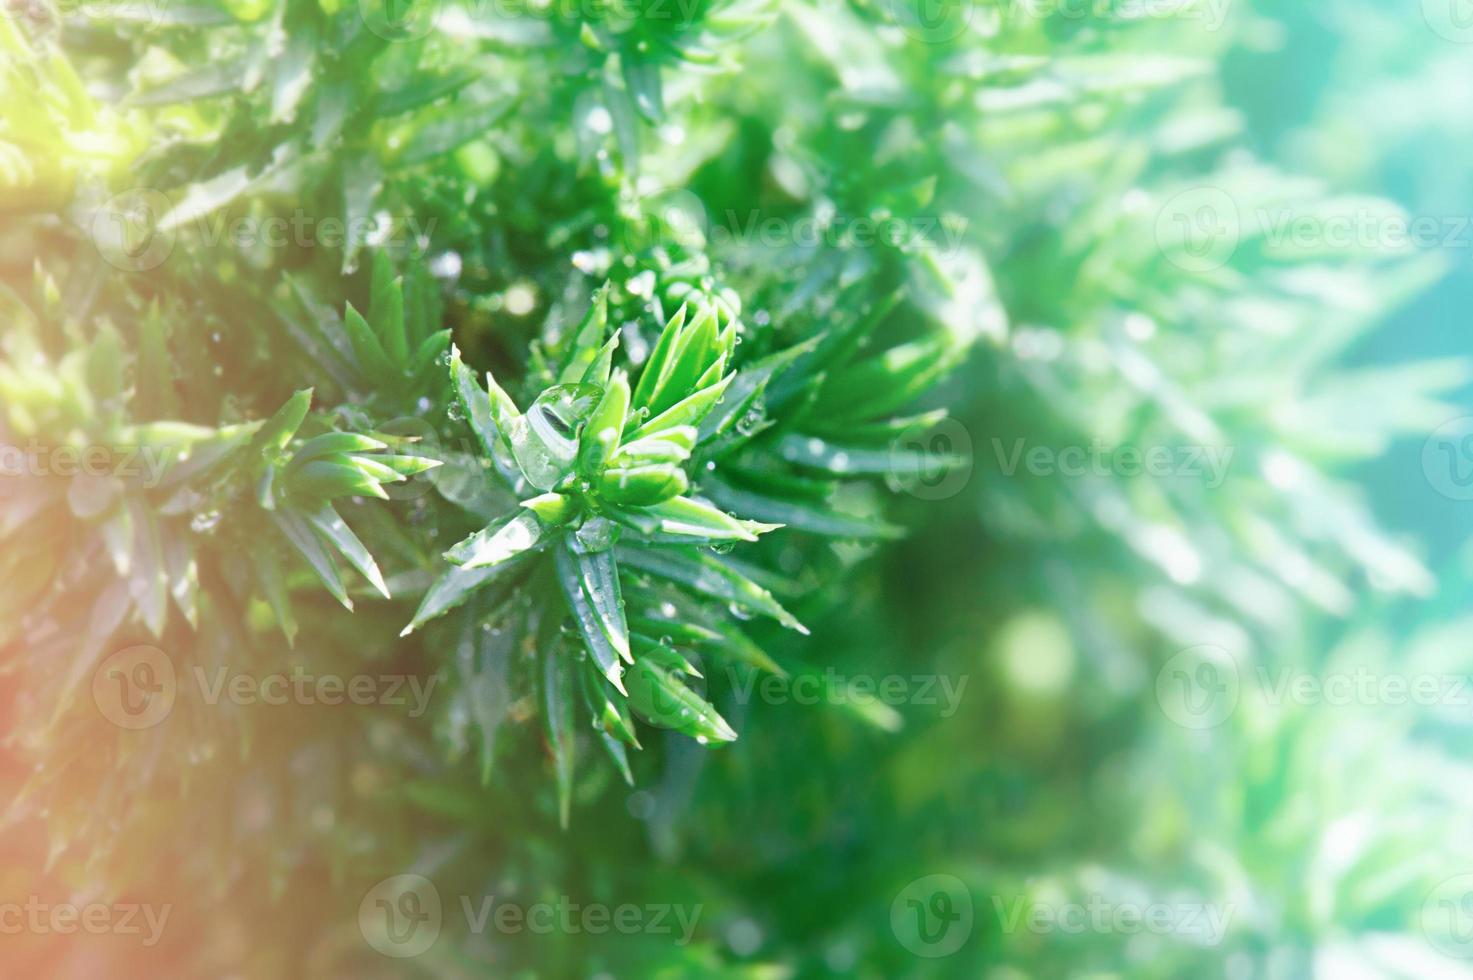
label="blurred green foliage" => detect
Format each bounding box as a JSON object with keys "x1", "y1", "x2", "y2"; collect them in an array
[{"x1": 1, "y1": 0, "x2": 1470, "y2": 976}]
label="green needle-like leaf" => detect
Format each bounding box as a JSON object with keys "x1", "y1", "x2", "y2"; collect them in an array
[
  {"x1": 271, "y1": 508, "x2": 352, "y2": 611},
  {"x1": 305, "y1": 504, "x2": 390, "y2": 599},
  {"x1": 343, "y1": 303, "x2": 395, "y2": 382},
  {"x1": 554, "y1": 540, "x2": 629, "y2": 694},
  {"x1": 617, "y1": 546, "x2": 807, "y2": 633},
  {"x1": 578, "y1": 369, "x2": 631, "y2": 476},
  {"x1": 625, "y1": 658, "x2": 737, "y2": 744},
  {"x1": 444, "y1": 511, "x2": 545, "y2": 569},
  {"x1": 542, "y1": 647, "x2": 576, "y2": 829}
]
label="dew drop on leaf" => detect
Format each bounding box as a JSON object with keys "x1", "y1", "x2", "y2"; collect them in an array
[{"x1": 191, "y1": 510, "x2": 222, "y2": 534}]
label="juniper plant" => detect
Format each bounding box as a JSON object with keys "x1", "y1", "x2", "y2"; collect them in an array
[{"x1": 1, "y1": 0, "x2": 1463, "y2": 976}]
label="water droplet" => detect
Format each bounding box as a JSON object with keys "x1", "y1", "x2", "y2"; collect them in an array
[
  {"x1": 575, "y1": 517, "x2": 617, "y2": 552},
  {"x1": 510, "y1": 384, "x2": 600, "y2": 490},
  {"x1": 191, "y1": 510, "x2": 222, "y2": 534}
]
